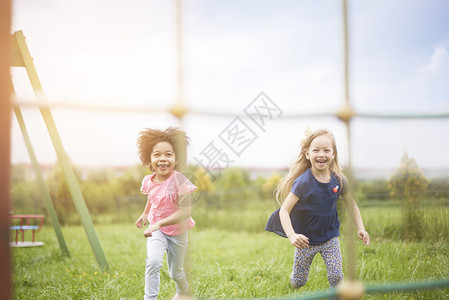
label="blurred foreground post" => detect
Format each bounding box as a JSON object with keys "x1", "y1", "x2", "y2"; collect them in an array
[
  {"x1": 171, "y1": 0, "x2": 187, "y2": 171},
  {"x1": 0, "y1": 0, "x2": 13, "y2": 298},
  {"x1": 339, "y1": 0, "x2": 358, "y2": 284}
]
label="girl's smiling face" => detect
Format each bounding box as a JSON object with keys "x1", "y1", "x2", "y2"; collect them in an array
[
  {"x1": 305, "y1": 134, "x2": 335, "y2": 173},
  {"x1": 150, "y1": 141, "x2": 176, "y2": 182}
]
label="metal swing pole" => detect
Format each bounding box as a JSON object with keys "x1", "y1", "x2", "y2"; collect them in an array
[
  {"x1": 12, "y1": 30, "x2": 109, "y2": 270},
  {"x1": 11, "y1": 85, "x2": 71, "y2": 257}
]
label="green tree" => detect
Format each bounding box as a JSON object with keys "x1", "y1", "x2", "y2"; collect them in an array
[
  {"x1": 355, "y1": 178, "x2": 389, "y2": 201},
  {"x1": 82, "y1": 181, "x2": 115, "y2": 215},
  {"x1": 86, "y1": 167, "x2": 114, "y2": 184},
  {"x1": 215, "y1": 168, "x2": 252, "y2": 207},
  {"x1": 388, "y1": 152, "x2": 429, "y2": 203},
  {"x1": 387, "y1": 152, "x2": 429, "y2": 240},
  {"x1": 262, "y1": 172, "x2": 281, "y2": 199},
  {"x1": 10, "y1": 182, "x2": 43, "y2": 214},
  {"x1": 191, "y1": 166, "x2": 216, "y2": 207},
  {"x1": 112, "y1": 165, "x2": 150, "y2": 198},
  {"x1": 10, "y1": 164, "x2": 29, "y2": 183},
  {"x1": 253, "y1": 175, "x2": 266, "y2": 199},
  {"x1": 10, "y1": 164, "x2": 42, "y2": 213},
  {"x1": 193, "y1": 166, "x2": 214, "y2": 193}
]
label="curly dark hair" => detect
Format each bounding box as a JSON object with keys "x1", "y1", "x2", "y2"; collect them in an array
[{"x1": 137, "y1": 127, "x2": 190, "y2": 168}]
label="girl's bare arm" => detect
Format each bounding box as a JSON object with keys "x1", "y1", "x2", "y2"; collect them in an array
[
  {"x1": 280, "y1": 192, "x2": 309, "y2": 248},
  {"x1": 135, "y1": 198, "x2": 152, "y2": 228},
  {"x1": 143, "y1": 194, "x2": 192, "y2": 237}
]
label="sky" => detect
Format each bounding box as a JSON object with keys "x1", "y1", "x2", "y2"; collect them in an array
[{"x1": 9, "y1": 0, "x2": 449, "y2": 176}]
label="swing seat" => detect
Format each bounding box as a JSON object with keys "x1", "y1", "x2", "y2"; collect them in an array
[{"x1": 9, "y1": 214, "x2": 45, "y2": 247}]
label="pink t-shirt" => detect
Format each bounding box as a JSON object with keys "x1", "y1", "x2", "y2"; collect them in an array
[{"x1": 140, "y1": 170, "x2": 196, "y2": 236}]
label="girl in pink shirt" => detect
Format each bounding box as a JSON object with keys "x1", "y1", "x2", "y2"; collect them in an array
[{"x1": 135, "y1": 127, "x2": 196, "y2": 300}]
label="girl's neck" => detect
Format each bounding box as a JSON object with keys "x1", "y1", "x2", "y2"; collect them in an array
[
  {"x1": 310, "y1": 167, "x2": 331, "y2": 183},
  {"x1": 152, "y1": 170, "x2": 175, "y2": 183}
]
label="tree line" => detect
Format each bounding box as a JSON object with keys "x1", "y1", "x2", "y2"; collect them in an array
[{"x1": 10, "y1": 153, "x2": 448, "y2": 226}]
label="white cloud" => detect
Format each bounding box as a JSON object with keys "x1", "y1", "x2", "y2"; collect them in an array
[
  {"x1": 399, "y1": 47, "x2": 449, "y2": 110},
  {"x1": 352, "y1": 46, "x2": 449, "y2": 114},
  {"x1": 423, "y1": 47, "x2": 449, "y2": 72}
]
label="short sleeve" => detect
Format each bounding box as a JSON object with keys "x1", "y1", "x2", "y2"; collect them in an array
[
  {"x1": 175, "y1": 173, "x2": 197, "y2": 195},
  {"x1": 140, "y1": 175, "x2": 152, "y2": 195},
  {"x1": 291, "y1": 176, "x2": 305, "y2": 198}
]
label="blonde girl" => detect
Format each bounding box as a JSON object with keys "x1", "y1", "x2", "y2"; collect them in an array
[{"x1": 265, "y1": 128, "x2": 369, "y2": 289}]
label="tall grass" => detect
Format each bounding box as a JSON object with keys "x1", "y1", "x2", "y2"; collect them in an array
[
  {"x1": 11, "y1": 203, "x2": 449, "y2": 299},
  {"x1": 12, "y1": 224, "x2": 147, "y2": 299},
  {"x1": 357, "y1": 199, "x2": 449, "y2": 241}
]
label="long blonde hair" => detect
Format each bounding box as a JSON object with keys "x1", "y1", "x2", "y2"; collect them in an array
[{"x1": 275, "y1": 128, "x2": 345, "y2": 205}]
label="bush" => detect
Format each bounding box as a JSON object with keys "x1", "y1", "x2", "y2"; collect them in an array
[
  {"x1": 355, "y1": 178, "x2": 389, "y2": 201},
  {"x1": 387, "y1": 152, "x2": 429, "y2": 241}
]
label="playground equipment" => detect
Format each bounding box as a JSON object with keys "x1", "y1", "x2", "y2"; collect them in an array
[
  {"x1": 10, "y1": 77, "x2": 70, "y2": 256},
  {"x1": 9, "y1": 214, "x2": 44, "y2": 247},
  {"x1": 10, "y1": 30, "x2": 108, "y2": 269},
  {"x1": 4, "y1": 0, "x2": 449, "y2": 299},
  {"x1": 7, "y1": 0, "x2": 187, "y2": 274}
]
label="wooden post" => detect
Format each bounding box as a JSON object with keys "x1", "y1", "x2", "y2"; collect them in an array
[
  {"x1": 0, "y1": 0, "x2": 12, "y2": 298},
  {"x1": 341, "y1": 0, "x2": 357, "y2": 282}
]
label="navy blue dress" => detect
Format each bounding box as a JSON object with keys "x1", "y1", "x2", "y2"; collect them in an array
[{"x1": 265, "y1": 169, "x2": 347, "y2": 245}]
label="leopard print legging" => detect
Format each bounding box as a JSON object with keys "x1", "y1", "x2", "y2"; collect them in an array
[{"x1": 291, "y1": 237, "x2": 343, "y2": 289}]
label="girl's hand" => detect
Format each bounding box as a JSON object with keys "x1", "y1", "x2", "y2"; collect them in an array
[
  {"x1": 143, "y1": 223, "x2": 161, "y2": 238},
  {"x1": 135, "y1": 214, "x2": 148, "y2": 229},
  {"x1": 288, "y1": 233, "x2": 309, "y2": 249},
  {"x1": 358, "y1": 229, "x2": 370, "y2": 246}
]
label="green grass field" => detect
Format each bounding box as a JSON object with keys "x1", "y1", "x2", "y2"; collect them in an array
[{"x1": 12, "y1": 219, "x2": 449, "y2": 300}]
